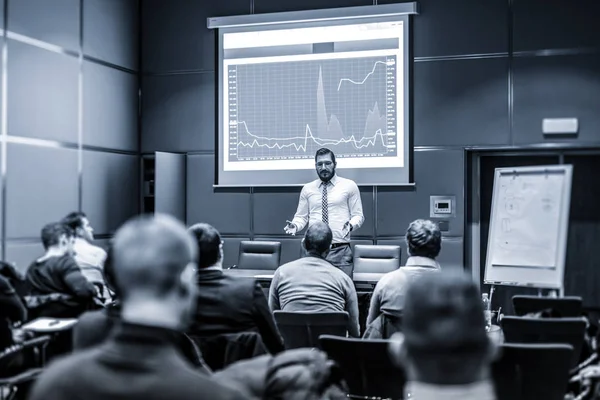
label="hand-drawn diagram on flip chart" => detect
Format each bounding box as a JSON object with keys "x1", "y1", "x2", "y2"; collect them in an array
[{"x1": 484, "y1": 165, "x2": 573, "y2": 290}]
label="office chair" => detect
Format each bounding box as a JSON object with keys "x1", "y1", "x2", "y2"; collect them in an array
[
  {"x1": 501, "y1": 316, "x2": 586, "y2": 369},
  {"x1": 273, "y1": 311, "x2": 348, "y2": 349},
  {"x1": 232, "y1": 241, "x2": 281, "y2": 271},
  {"x1": 319, "y1": 335, "x2": 405, "y2": 399},
  {"x1": 512, "y1": 295, "x2": 582, "y2": 318},
  {"x1": 352, "y1": 245, "x2": 401, "y2": 292},
  {"x1": 492, "y1": 343, "x2": 573, "y2": 400}
]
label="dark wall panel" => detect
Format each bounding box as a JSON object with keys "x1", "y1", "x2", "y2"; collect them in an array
[
  {"x1": 255, "y1": 0, "x2": 370, "y2": 14},
  {"x1": 513, "y1": 55, "x2": 600, "y2": 145},
  {"x1": 253, "y1": 189, "x2": 301, "y2": 235},
  {"x1": 6, "y1": 144, "x2": 78, "y2": 239},
  {"x1": 83, "y1": 0, "x2": 139, "y2": 70},
  {"x1": 142, "y1": 0, "x2": 249, "y2": 73},
  {"x1": 378, "y1": 149, "x2": 464, "y2": 237},
  {"x1": 142, "y1": 72, "x2": 214, "y2": 153},
  {"x1": 436, "y1": 237, "x2": 463, "y2": 271},
  {"x1": 5, "y1": 242, "x2": 44, "y2": 273},
  {"x1": 513, "y1": 0, "x2": 600, "y2": 52},
  {"x1": 8, "y1": 0, "x2": 79, "y2": 51},
  {"x1": 186, "y1": 154, "x2": 251, "y2": 234},
  {"x1": 84, "y1": 62, "x2": 138, "y2": 151},
  {"x1": 8, "y1": 41, "x2": 78, "y2": 143},
  {"x1": 380, "y1": 0, "x2": 508, "y2": 57},
  {"x1": 414, "y1": 57, "x2": 509, "y2": 146},
  {"x1": 82, "y1": 151, "x2": 139, "y2": 235}
]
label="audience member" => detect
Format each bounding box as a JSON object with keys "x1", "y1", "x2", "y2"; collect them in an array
[
  {"x1": 29, "y1": 214, "x2": 246, "y2": 400},
  {"x1": 72, "y1": 243, "x2": 210, "y2": 371},
  {"x1": 187, "y1": 223, "x2": 285, "y2": 355},
  {"x1": 0, "y1": 273, "x2": 27, "y2": 376},
  {"x1": 269, "y1": 222, "x2": 359, "y2": 337},
  {"x1": 62, "y1": 212, "x2": 108, "y2": 291},
  {"x1": 25, "y1": 222, "x2": 97, "y2": 318},
  {"x1": 364, "y1": 219, "x2": 441, "y2": 338},
  {"x1": 389, "y1": 271, "x2": 497, "y2": 400}
]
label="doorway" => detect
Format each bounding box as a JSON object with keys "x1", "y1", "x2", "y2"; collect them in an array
[{"x1": 467, "y1": 149, "x2": 600, "y2": 314}]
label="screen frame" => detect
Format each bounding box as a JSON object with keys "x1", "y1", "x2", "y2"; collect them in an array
[{"x1": 209, "y1": 3, "x2": 418, "y2": 188}]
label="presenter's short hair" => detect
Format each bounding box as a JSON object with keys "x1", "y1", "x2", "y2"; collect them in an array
[
  {"x1": 406, "y1": 219, "x2": 441, "y2": 259},
  {"x1": 315, "y1": 148, "x2": 336, "y2": 164}
]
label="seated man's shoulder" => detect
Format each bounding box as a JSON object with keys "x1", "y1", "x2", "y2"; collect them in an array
[{"x1": 373, "y1": 268, "x2": 406, "y2": 291}]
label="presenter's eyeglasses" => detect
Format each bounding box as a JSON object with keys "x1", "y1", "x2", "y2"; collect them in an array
[{"x1": 316, "y1": 161, "x2": 333, "y2": 168}]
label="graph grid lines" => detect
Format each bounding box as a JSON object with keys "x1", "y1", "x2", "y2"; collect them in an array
[{"x1": 228, "y1": 55, "x2": 397, "y2": 162}]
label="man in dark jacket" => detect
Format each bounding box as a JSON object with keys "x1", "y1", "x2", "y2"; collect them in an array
[
  {"x1": 187, "y1": 223, "x2": 285, "y2": 355},
  {"x1": 25, "y1": 222, "x2": 97, "y2": 318},
  {"x1": 0, "y1": 273, "x2": 27, "y2": 376},
  {"x1": 29, "y1": 214, "x2": 246, "y2": 400}
]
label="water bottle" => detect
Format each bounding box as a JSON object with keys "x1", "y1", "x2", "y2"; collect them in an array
[{"x1": 482, "y1": 293, "x2": 492, "y2": 331}]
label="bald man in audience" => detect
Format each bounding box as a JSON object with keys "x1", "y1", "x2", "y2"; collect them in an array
[
  {"x1": 269, "y1": 222, "x2": 359, "y2": 337},
  {"x1": 389, "y1": 272, "x2": 498, "y2": 400},
  {"x1": 29, "y1": 214, "x2": 246, "y2": 400}
]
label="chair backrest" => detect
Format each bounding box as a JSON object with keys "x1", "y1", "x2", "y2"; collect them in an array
[
  {"x1": 353, "y1": 245, "x2": 401, "y2": 274},
  {"x1": 237, "y1": 241, "x2": 281, "y2": 270},
  {"x1": 501, "y1": 316, "x2": 586, "y2": 368},
  {"x1": 273, "y1": 311, "x2": 348, "y2": 349},
  {"x1": 319, "y1": 335, "x2": 405, "y2": 399},
  {"x1": 512, "y1": 295, "x2": 583, "y2": 317},
  {"x1": 492, "y1": 343, "x2": 573, "y2": 400}
]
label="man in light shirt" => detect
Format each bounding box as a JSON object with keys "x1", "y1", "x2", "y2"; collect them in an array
[
  {"x1": 62, "y1": 212, "x2": 107, "y2": 290},
  {"x1": 284, "y1": 148, "x2": 364, "y2": 277}
]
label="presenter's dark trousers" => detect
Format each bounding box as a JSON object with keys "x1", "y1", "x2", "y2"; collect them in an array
[{"x1": 326, "y1": 242, "x2": 353, "y2": 278}]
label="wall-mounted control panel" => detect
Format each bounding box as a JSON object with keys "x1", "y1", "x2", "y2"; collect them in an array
[{"x1": 430, "y1": 196, "x2": 456, "y2": 218}]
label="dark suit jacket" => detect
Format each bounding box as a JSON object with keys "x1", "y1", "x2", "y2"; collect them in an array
[
  {"x1": 188, "y1": 269, "x2": 285, "y2": 354},
  {"x1": 29, "y1": 322, "x2": 246, "y2": 400}
]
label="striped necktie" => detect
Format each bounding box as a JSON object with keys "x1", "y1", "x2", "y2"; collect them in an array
[{"x1": 322, "y1": 182, "x2": 329, "y2": 224}]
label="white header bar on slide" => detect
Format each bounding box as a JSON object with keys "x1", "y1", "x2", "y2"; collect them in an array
[{"x1": 223, "y1": 21, "x2": 402, "y2": 50}]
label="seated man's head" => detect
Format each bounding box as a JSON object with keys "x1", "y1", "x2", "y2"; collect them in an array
[
  {"x1": 302, "y1": 222, "x2": 333, "y2": 258},
  {"x1": 391, "y1": 272, "x2": 496, "y2": 385},
  {"x1": 112, "y1": 214, "x2": 198, "y2": 329},
  {"x1": 41, "y1": 222, "x2": 73, "y2": 255},
  {"x1": 406, "y1": 219, "x2": 441, "y2": 259},
  {"x1": 188, "y1": 223, "x2": 223, "y2": 269},
  {"x1": 62, "y1": 212, "x2": 95, "y2": 242}
]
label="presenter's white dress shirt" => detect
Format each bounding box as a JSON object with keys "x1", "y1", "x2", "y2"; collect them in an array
[{"x1": 291, "y1": 174, "x2": 364, "y2": 243}]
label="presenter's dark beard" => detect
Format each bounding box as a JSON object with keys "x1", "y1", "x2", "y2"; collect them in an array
[{"x1": 319, "y1": 169, "x2": 334, "y2": 182}]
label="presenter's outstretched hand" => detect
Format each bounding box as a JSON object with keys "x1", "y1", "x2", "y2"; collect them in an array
[{"x1": 284, "y1": 221, "x2": 297, "y2": 236}]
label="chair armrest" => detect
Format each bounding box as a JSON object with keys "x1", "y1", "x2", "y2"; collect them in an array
[{"x1": 0, "y1": 367, "x2": 44, "y2": 386}]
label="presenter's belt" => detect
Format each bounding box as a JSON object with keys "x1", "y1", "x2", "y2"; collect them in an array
[{"x1": 331, "y1": 242, "x2": 350, "y2": 249}]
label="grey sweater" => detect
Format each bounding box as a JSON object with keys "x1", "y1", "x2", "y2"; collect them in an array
[{"x1": 268, "y1": 256, "x2": 360, "y2": 337}]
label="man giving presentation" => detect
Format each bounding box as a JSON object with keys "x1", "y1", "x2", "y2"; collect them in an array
[{"x1": 284, "y1": 148, "x2": 364, "y2": 277}]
